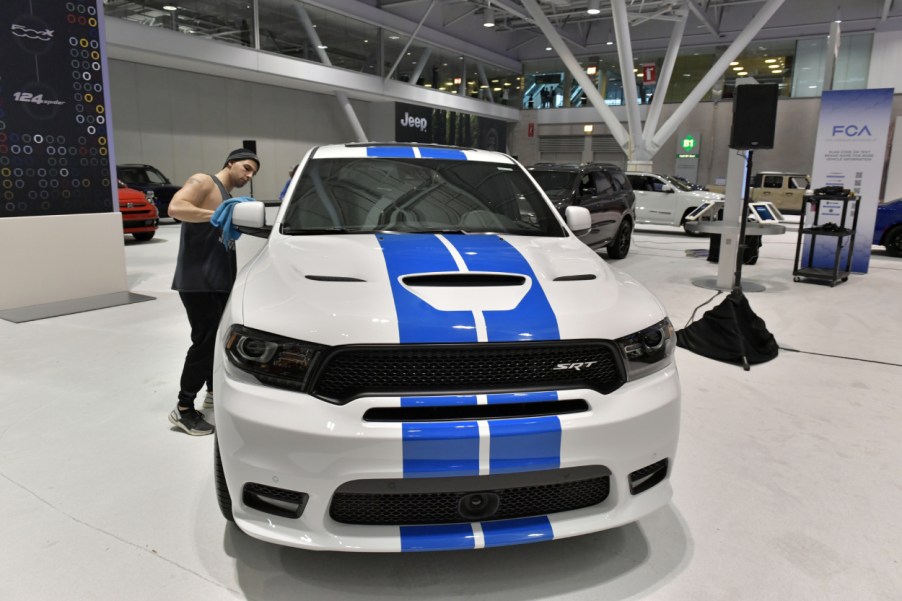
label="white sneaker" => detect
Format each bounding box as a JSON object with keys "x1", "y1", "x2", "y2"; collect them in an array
[{"x1": 202, "y1": 390, "x2": 214, "y2": 409}]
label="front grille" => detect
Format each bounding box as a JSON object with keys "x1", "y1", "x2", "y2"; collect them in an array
[
  {"x1": 329, "y1": 467, "x2": 611, "y2": 525},
  {"x1": 310, "y1": 341, "x2": 624, "y2": 403}
]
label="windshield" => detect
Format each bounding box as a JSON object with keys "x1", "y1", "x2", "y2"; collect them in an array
[
  {"x1": 662, "y1": 175, "x2": 693, "y2": 192},
  {"x1": 281, "y1": 157, "x2": 567, "y2": 237},
  {"x1": 530, "y1": 170, "x2": 577, "y2": 195}
]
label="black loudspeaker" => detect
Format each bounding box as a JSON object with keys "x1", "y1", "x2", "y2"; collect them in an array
[
  {"x1": 729, "y1": 84, "x2": 779, "y2": 150},
  {"x1": 242, "y1": 139, "x2": 257, "y2": 154}
]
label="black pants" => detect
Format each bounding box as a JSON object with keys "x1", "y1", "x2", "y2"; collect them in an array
[{"x1": 177, "y1": 291, "x2": 230, "y2": 408}]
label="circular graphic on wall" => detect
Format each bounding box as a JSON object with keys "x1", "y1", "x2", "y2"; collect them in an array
[{"x1": 11, "y1": 14, "x2": 55, "y2": 56}]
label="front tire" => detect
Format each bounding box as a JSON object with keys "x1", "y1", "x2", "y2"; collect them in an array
[
  {"x1": 132, "y1": 231, "x2": 155, "y2": 241},
  {"x1": 606, "y1": 218, "x2": 632, "y2": 259},
  {"x1": 214, "y1": 436, "x2": 235, "y2": 522},
  {"x1": 681, "y1": 208, "x2": 702, "y2": 236},
  {"x1": 884, "y1": 225, "x2": 902, "y2": 257}
]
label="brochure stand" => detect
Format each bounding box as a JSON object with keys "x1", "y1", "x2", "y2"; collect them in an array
[{"x1": 792, "y1": 192, "x2": 860, "y2": 287}]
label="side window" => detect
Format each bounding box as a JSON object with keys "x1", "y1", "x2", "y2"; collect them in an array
[
  {"x1": 578, "y1": 173, "x2": 596, "y2": 195},
  {"x1": 650, "y1": 177, "x2": 667, "y2": 192},
  {"x1": 611, "y1": 171, "x2": 629, "y2": 191},
  {"x1": 594, "y1": 171, "x2": 614, "y2": 196},
  {"x1": 763, "y1": 176, "x2": 783, "y2": 188}
]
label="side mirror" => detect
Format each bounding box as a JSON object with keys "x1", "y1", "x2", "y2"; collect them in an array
[
  {"x1": 232, "y1": 201, "x2": 271, "y2": 237},
  {"x1": 564, "y1": 206, "x2": 591, "y2": 235},
  {"x1": 661, "y1": 184, "x2": 673, "y2": 193}
]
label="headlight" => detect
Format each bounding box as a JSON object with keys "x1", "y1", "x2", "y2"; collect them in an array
[
  {"x1": 224, "y1": 325, "x2": 323, "y2": 391},
  {"x1": 615, "y1": 318, "x2": 675, "y2": 380}
]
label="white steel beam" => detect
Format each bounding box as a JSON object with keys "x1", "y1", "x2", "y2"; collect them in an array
[
  {"x1": 295, "y1": 5, "x2": 368, "y2": 142},
  {"x1": 611, "y1": 0, "x2": 643, "y2": 157},
  {"x1": 686, "y1": 0, "x2": 720, "y2": 37},
  {"x1": 650, "y1": 0, "x2": 786, "y2": 152},
  {"x1": 642, "y1": 10, "x2": 688, "y2": 149},
  {"x1": 519, "y1": 0, "x2": 630, "y2": 149},
  {"x1": 384, "y1": 0, "x2": 436, "y2": 82}
]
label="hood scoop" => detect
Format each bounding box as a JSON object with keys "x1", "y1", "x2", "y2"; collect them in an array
[
  {"x1": 305, "y1": 275, "x2": 366, "y2": 282},
  {"x1": 553, "y1": 274, "x2": 596, "y2": 281},
  {"x1": 401, "y1": 272, "x2": 532, "y2": 312},
  {"x1": 402, "y1": 273, "x2": 526, "y2": 287}
]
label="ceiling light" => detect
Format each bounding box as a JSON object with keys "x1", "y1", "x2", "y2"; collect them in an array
[
  {"x1": 765, "y1": 58, "x2": 777, "y2": 63},
  {"x1": 545, "y1": 46, "x2": 552, "y2": 51},
  {"x1": 583, "y1": 124, "x2": 594, "y2": 134},
  {"x1": 733, "y1": 66, "x2": 743, "y2": 71},
  {"x1": 737, "y1": 71, "x2": 748, "y2": 76},
  {"x1": 730, "y1": 61, "x2": 739, "y2": 66},
  {"x1": 317, "y1": 45, "x2": 327, "y2": 49},
  {"x1": 483, "y1": 6, "x2": 495, "y2": 28},
  {"x1": 587, "y1": 0, "x2": 600, "y2": 15},
  {"x1": 389, "y1": 35, "x2": 399, "y2": 40},
  {"x1": 771, "y1": 69, "x2": 783, "y2": 74},
  {"x1": 587, "y1": 65, "x2": 597, "y2": 75},
  {"x1": 163, "y1": 4, "x2": 177, "y2": 10}
]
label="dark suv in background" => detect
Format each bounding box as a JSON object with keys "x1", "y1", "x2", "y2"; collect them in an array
[
  {"x1": 117, "y1": 164, "x2": 181, "y2": 219},
  {"x1": 528, "y1": 162, "x2": 635, "y2": 258}
]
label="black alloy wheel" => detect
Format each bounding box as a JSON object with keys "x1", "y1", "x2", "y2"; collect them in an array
[
  {"x1": 885, "y1": 225, "x2": 902, "y2": 257},
  {"x1": 607, "y1": 219, "x2": 632, "y2": 259}
]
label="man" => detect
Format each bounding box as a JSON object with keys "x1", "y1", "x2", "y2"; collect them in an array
[{"x1": 168, "y1": 148, "x2": 260, "y2": 435}]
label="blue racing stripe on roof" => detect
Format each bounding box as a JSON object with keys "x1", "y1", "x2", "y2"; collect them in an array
[
  {"x1": 366, "y1": 146, "x2": 415, "y2": 158},
  {"x1": 488, "y1": 416, "x2": 561, "y2": 474},
  {"x1": 418, "y1": 147, "x2": 467, "y2": 160},
  {"x1": 402, "y1": 395, "x2": 478, "y2": 407},
  {"x1": 403, "y1": 421, "x2": 480, "y2": 478},
  {"x1": 487, "y1": 391, "x2": 559, "y2": 404},
  {"x1": 401, "y1": 524, "x2": 476, "y2": 552},
  {"x1": 481, "y1": 516, "x2": 554, "y2": 548},
  {"x1": 443, "y1": 235, "x2": 560, "y2": 342},
  {"x1": 378, "y1": 234, "x2": 477, "y2": 343}
]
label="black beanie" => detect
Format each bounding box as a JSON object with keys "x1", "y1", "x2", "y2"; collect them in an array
[{"x1": 224, "y1": 148, "x2": 261, "y2": 171}]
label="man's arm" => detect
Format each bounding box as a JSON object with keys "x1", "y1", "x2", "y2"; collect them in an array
[{"x1": 169, "y1": 174, "x2": 216, "y2": 223}]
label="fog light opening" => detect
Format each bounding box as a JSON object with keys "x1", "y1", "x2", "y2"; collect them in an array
[
  {"x1": 628, "y1": 459, "x2": 669, "y2": 495},
  {"x1": 243, "y1": 483, "x2": 309, "y2": 519}
]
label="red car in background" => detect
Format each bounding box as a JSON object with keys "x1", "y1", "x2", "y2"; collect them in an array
[{"x1": 119, "y1": 180, "x2": 158, "y2": 241}]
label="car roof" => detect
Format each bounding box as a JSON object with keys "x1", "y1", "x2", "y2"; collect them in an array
[
  {"x1": 310, "y1": 142, "x2": 516, "y2": 164},
  {"x1": 530, "y1": 162, "x2": 621, "y2": 171}
]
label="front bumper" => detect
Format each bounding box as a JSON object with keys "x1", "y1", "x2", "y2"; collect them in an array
[{"x1": 214, "y1": 357, "x2": 680, "y2": 552}]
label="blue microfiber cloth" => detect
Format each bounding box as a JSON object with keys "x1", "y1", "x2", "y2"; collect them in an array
[{"x1": 211, "y1": 196, "x2": 254, "y2": 249}]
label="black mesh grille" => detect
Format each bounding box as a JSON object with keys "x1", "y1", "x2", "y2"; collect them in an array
[
  {"x1": 330, "y1": 476, "x2": 610, "y2": 525},
  {"x1": 310, "y1": 341, "x2": 623, "y2": 403}
]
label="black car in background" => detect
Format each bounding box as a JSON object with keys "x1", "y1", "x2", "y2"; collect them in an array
[
  {"x1": 117, "y1": 164, "x2": 181, "y2": 219},
  {"x1": 528, "y1": 162, "x2": 636, "y2": 258}
]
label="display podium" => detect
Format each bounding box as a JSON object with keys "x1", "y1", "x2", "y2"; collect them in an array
[{"x1": 792, "y1": 193, "x2": 859, "y2": 287}]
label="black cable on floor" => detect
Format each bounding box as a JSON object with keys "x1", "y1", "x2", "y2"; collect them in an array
[
  {"x1": 778, "y1": 346, "x2": 902, "y2": 368},
  {"x1": 684, "y1": 290, "x2": 723, "y2": 328}
]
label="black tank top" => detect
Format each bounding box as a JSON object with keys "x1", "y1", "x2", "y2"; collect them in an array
[{"x1": 171, "y1": 175, "x2": 237, "y2": 292}]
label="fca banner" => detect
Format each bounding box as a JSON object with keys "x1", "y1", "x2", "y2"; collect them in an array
[{"x1": 1, "y1": 0, "x2": 114, "y2": 218}]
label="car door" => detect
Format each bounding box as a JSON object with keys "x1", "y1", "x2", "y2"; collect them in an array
[
  {"x1": 581, "y1": 169, "x2": 620, "y2": 245},
  {"x1": 631, "y1": 174, "x2": 674, "y2": 225}
]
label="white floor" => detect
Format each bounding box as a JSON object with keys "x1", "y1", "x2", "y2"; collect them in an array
[{"x1": 2, "y1": 221, "x2": 901, "y2": 601}]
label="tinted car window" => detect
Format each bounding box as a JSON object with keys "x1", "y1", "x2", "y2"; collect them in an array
[
  {"x1": 610, "y1": 170, "x2": 630, "y2": 191},
  {"x1": 283, "y1": 158, "x2": 566, "y2": 237},
  {"x1": 763, "y1": 176, "x2": 783, "y2": 188},
  {"x1": 594, "y1": 171, "x2": 614, "y2": 196},
  {"x1": 578, "y1": 173, "x2": 596, "y2": 195},
  {"x1": 531, "y1": 171, "x2": 576, "y2": 194}
]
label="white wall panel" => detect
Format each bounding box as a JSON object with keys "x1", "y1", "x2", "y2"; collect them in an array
[{"x1": 868, "y1": 30, "x2": 902, "y2": 92}]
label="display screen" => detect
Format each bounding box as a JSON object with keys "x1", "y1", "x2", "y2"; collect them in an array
[
  {"x1": 1, "y1": 0, "x2": 113, "y2": 218},
  {"x1": 752, "y1": 203, "x2": 778, "y2": 222}
]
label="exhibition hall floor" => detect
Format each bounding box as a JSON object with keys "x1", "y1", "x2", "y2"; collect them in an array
[{"x1": 1, "y1": 221, "x2": 900, "y2": 601}]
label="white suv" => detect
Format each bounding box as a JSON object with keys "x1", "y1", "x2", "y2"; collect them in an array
[
  {"x1": 627, "y1": 172, "x2": 724, "y2": 233},
  {"x1": 215, "y1": 143, "x2": 681, "y2": 552}
]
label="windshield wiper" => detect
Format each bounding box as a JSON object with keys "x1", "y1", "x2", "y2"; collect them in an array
[{"x1": 280, "y1": 226, "x2": 365, "y2": 235}]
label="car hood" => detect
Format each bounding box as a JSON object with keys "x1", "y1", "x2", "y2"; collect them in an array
[
  {"x1": 681, "y1": 190, "x2": 723, "y2": 201},
  {"x1": 233, "y1": 233, "x2": 666, "y2": 346}
]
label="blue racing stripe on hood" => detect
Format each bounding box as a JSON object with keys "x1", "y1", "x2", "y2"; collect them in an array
[
  {"x1": 403, "y1": 421, "x2": 479, "y2": 477},
  {"x1": 443, "y1": 235, "x2": 560, "y2": 342},
  {"x1": 488, "y1": 416, "x2": 561, "y2": 474},
  {"x1": 419, "y1": 147, "x2": 467, "y2": 160},
  {"x1": 378, "y1": 234, "x2": 477, "y2": 343}
]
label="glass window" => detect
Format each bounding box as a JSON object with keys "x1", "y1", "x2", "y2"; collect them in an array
[
  {"x1": 594, "y1": 172, "x2": 614, "y2": 195},
  {"x1": 283, "y1": 158, "x2": 565, "y2": 237},
  {"x1": 763, "y1": 176, "x2": 784, "y2": 188}
]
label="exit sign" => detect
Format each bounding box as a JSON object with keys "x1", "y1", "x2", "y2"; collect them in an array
[{"x1": 678, "y1": 134, "x2": 699, "y2": 157}]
